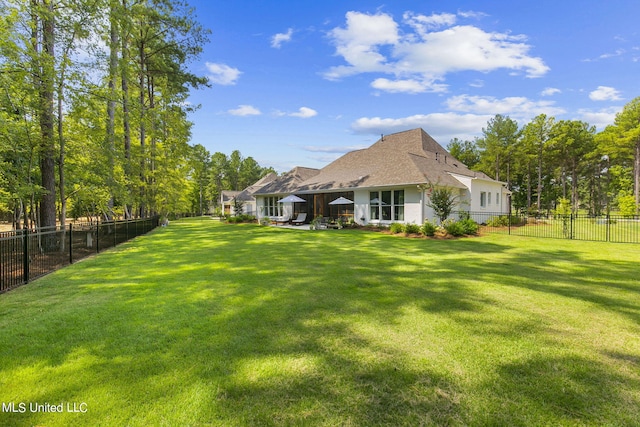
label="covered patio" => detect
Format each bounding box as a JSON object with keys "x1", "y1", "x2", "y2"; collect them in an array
[{"x1": 279, "y1": 191, "x2": 355, "y2": 224}]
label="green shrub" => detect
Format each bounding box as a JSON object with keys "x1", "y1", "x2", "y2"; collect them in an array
[
  {"x1": 618, "y1": 194, "x2": 638, "y2": 217},
  {"x1": 227, "y1": 214, "x2": 256, "y2": 224},
  {"x1": 404, "y1": 223, "x2": 421, "y2": 234},
  {"x1": 458, "y1": 218, "x2": 479, "y2": 235},
  {"x1": 486, "y1": 215, "x2": 508, "y2": 227},
  {"x1": 389, "y1": 222, "x2": 405, "y2": 234},
  {"x1": 443, "y1": 219, "x2": 465, "y2": 236},
  {"x1": 421, "y1": 221, "x2": 438, "y2": 237},
  {"x1": 486, "y1": 215, "x2": 523, "y2": 227}
]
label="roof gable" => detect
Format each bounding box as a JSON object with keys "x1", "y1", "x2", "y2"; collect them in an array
[
  {"x1": 235, "y1": 172, "x2": 278, "y2": 201},
  {"x1": 295, "y1": 128, "x2": 486, "y2": 191},
  {"x1": 254, "y1": 167, "x2": 320, "y2": 195}
]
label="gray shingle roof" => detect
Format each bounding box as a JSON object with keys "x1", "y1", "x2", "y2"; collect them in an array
[
  {"x1": 253, "y1": 167, "x2": 320, "y2": 195},
  {"x1": 294, "y1": 128, "x2": 491, "y2": 192},
  {"x1": 235, "y1": 172, "x2": 278, "y2": 201},
  {"x1": 254, "y1": 128, "x2": 495, "y2": 196}
]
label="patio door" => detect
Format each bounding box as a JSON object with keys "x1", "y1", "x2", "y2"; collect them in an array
[{"x1": 314, "y1": 194, "x2": 325, "y2": 218}]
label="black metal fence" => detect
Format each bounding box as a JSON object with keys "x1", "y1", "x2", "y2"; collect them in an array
[
  {"x1": 0, "y1": 217, "x2": 159, "y2": 293},
  {"x1": 465, "y1": 211, "x2": 640, "y2": 244}
]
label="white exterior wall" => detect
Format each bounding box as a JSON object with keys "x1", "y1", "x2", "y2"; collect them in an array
[
  {"x1": 243, "y1": 201, "x2": 255, "y2": 215},
  {"x1": 469, "y1": 180, "x2": 506, "y2": 213},
  {"x1": 450, "y1": 173, "x2": 509, "y2": 214},
  {"x1": 353, "y1": 190, "x2": 369, "y2": 224},
  {"x1": 255, "y1": 196, "x2": 266, "y2": 220},
  {"x1": 355, "y1": 186, "x2": 424, "y2": 225},
  {"x1": 404, "y1": 186, "x2": 422, "y2": 225}
]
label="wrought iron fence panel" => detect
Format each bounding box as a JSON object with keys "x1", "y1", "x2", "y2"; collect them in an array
[
  {"x1": 0, "y1": 217, "x2": 159, "y2": 293},
  {"x1": 461, "y1": 211, "x2": 640, "y2": 244}
]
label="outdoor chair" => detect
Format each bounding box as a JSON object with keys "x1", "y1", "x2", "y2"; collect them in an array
[
  {"x1": 273, "y1": 215, "x2": 290, "y2": 226},
  {"x1": 291, "y1": 213, "x2": 307, "y2": 225}
]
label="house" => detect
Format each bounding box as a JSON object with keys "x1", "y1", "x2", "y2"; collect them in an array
[
  {"x1": 253, "y1": 128, "x2": 510, "y2": 225},
  {"x1": 220, "y1": 191, "x2": 241, "y2": 216},
  {"x1": 220, "y1": 173, "x2": 279, "y2": 216},
  {"x1": 233, "y1": 172, "x2": 278, "y2": 216},
  {"x1": 255, "y1": 167, "x2": 320, "y2": 218}
]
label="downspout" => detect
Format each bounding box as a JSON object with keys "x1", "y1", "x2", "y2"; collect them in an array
[{"x1": 419, "y1": 185, "x2": 425, "y2": 224}]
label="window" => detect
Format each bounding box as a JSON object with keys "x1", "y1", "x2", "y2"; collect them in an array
[
  {"x1": 264, "y1": 197, "x2": 281, "y2": 216},
  {"x1": 370, "y1": 191, "x2": 380, "y2": 220},
  {"x1": 370, "y1": 189, "x2": 404, "y2": 221},
  {"x1": 381, "y1": 191, "x2": 392, "y2": 220},
  {"x1": 488, "y1": 192, "x2": 492, "y2": 205},
  {"x1": 394, "y1": 190, "x2": 404, "y2": 221},
  {"x1": 496, "y1": 193, "x2": 500, "y2": 207},
  {"x1": 480, "y1": 192, "x2": 487, "y2": 208}
]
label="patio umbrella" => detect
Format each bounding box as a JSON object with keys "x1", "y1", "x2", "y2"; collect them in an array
[
  {"x1": 277, "y1": 194, "x2": 306, "y2": 219},
  {"x1": 278, "y1": 194, "x2": 306, "y2": 203},
  {"x1": 369, "y1": 198, "x2": 387, "y2": 205},
  {"x1": 329, "y1": 196, "x2": 354, "y2": 219},
  {"x1": 328, "y1": 196, "x2": 353, "y2": 205}
]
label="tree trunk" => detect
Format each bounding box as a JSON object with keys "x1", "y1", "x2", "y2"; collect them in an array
[
  {"x1": 536, "y1": 143, "x2": 543, "y2": 212},
  {"x1": 35, "y1": 0, "x2": 57, "y2": 228},
  {"x1": 121, "y1": 0, "x2": 132, "y2": 218},
  {"x1": 634, "y1": 138, "x2": 640, "y2": 215}
]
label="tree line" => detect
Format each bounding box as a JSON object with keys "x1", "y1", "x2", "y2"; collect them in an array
[
  {"x1": 447, "y1": 97, "x2": 640, "y2": 216},
  {"x1": 0, "y1": 0, "x2": 214, "y2": 228},
  {"x1": 189, "y1": 146, "x2": 275, "y2": 216}
]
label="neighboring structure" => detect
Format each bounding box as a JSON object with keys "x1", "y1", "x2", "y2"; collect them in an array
[
  {"x1": 253, "y1": 128, "x2": 510, "y2": 225},
  {"x1": 255, "y1": 167, "x2": 320, "y2": 218},
  {"x1": 220, "y1": 191, "x2": 241, "y2": 216},
  {"x1": 220, "y1": 172, "x2": 278, "y2": 216}
]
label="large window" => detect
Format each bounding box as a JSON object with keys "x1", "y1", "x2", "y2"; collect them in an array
[
  {"x1": 264, "y1": 197, "x2": 281, "y2": 216},
  {"x1": 480, "y1": 192, "x2": 487, "y2": 208},
  {"x1": 370, "y1": 190, "x2": 404, "y2": 221},
  {"x1": 394, "y1": 190, "x2": 404, "y2": 221}
]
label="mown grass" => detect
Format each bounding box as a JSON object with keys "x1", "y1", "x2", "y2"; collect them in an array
[{"x1": 1, "y1": 217, "x2": 639, "y2": 426}]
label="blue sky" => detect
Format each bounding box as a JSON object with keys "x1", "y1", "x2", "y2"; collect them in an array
[{"x1": 186, "y1": 0, "x2": 639, "y2": 172}]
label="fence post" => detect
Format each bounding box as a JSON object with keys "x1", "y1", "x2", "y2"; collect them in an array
[
  {"x1": 23, "y1": 228, "x2": 29, "y2": 284},
  {"x1": 508, "y1": 211, "x2": 512, "y2": 235},
  {"x1": 69, "y1": 224, "x2": 73, "y2": 264},
  {"x1": 570, "y1": 214, "x2": 574, "y2": 239},
  {"x1": 96, "y1": 222, "x2": 99, "y2": 253}
]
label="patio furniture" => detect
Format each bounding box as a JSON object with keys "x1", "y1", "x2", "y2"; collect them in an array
[
  {"x1": 291, "y1": 213, "x2": 307, "y2": 225},
  {"x1": 273, "y1": 215, "x2": 291, "y2": 225}
]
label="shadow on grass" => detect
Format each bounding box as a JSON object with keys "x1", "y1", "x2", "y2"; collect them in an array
[{"x1": 0, "y1": 219, "x2": 639, "y2": 425}]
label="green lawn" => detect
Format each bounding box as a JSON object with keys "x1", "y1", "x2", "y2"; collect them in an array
[{"x1": 1, "y1": 218, "x2": 639, "y2": 426}]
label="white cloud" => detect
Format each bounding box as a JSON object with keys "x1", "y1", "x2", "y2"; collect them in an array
[
  {"x1": 577, "y1": 107, "x2": 622, "y2": 129},
  {"x1": 324, "y1": 11, "x2": 549, "y2": 93},
  {"x1": 541, "y1": 87, "x2": 561, "y2": 96},
  {"x1": 371, "y1": 78, "x2": 447, "y2": 94},
  {"x1": 324, "y1": 11, "x2": 399, "y2": 80},
  {"x1": 403, "y1": 11, "x2": 457, "y2": 38},
  {"x1": 290, "y1": 107, "x2": 318, "y2": 118},
  {"x1": 228, "y1": 105, "x2": 261, "y2": 116},
  {"x1": 206, "y1": 62, "x2": 242, "y2": 85},
  {"x1": 351, "y1": 112, "x2": 490, "y2": 143},
  {"x1": 457, "y1": 10, "x2": 489, "y2": 20},
  {"x1": 445, "y1": 94, "x2": 566, "y2": 118},
  {"x1": 273, "y1": 107, "x2": 318, "y2": 118},
  {"x1": 303, "y1": 145, "x2": 367, "y2": 153},
  {"x1": 589, "y1": 86, "x2": 622, "y2": 101},
  {"x1": 271, "y1": 28, "x2": 294, "y2": 48}
]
